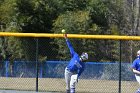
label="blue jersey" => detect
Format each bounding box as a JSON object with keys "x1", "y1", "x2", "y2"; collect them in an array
[
  {"x1": 131, "y1": 58, "x2": 140, "y2": 71},
  {"x1": 66, "y1": 39, "x2": 85, "y2": 77}
]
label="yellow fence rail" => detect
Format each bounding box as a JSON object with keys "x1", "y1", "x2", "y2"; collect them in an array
[{"x1": 0, "y1": 32, "x2": 140, "y2": 40}]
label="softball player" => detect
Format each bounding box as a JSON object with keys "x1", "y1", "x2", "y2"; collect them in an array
[
  {"x1": 131, "y1": 50, "x2": 140, "y2": 93},
  {"x1": 63, "y1": 34, "x2": 88, "y2": 93}
]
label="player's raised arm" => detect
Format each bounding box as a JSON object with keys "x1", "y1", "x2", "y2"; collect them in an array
[{"x1": 62, "y1": 29, "x2": 75, "y2": 56}]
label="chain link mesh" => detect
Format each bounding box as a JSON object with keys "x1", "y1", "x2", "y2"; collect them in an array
[{"x1": 0, "y1": 36, "x2": 138, "y2": 93}]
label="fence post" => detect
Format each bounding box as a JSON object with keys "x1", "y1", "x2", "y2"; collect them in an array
[
  {"x1": 118, "y1": 40, "x2": 122, "y2": 93},
  {"x1": 36, "y1": 38, "x2": 39, "y2": 92}
]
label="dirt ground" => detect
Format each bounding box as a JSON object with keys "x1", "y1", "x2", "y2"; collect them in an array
[{"x1": 0, "y1": 77, "x2": 138, "y2": 93}]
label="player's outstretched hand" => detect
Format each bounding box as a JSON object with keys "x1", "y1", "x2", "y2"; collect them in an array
[{"x1": 64, "y1": 34, "x2": 67, "y2": 39}]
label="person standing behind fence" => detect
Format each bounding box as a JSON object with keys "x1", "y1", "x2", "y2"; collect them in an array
[
  {"x1": 63, "y1": 34, "x2": 88, "y2": 93},
  {"x1": 131, "y1": 50, "x2": 140, "y2": 93}
]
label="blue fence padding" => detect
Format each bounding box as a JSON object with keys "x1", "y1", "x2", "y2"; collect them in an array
[
  {"x1": 14, "y1": 61, "x2": 38, "y2": 77},
  {"x1": 0, "y1": 61, "x2": 135, "y2": 81},
  {"x1": 5, "y1": 61, "x2": 9, "y2": 77}
]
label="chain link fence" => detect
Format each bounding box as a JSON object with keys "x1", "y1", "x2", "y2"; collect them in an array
[{"x1": 0, "y1": 36, "x2": 139, "y2": 93}]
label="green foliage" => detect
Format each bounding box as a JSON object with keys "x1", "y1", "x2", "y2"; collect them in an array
[
  {"x1": 0, "y1": 0, "x2": 137, "y2": 62},
  {"x1": 13, "y1": 0, "x2": 60, "y2": 60},
  {"x1": 109, "y1": 24, "x2": 119, "y2": 35},
  {"x1": 60, "y1": 0, "x2": 88, "y2": 11},
  {"x1": 53, "y1": 11, "x2": 90, "y2": 34},
  {"x1": 53, "y1": 11, "x2": 91, "y2": 60},
  {"x1": 0, "y1": 0, "x2": 16, "y2": 25},
  {"x1": 0, "y1": 36, "x2": 24, "y2": 62},
  {"x1": 15, "y1": 0, "x2": 58, "y2": 33},
  {"x1": 6, "y1": 37, "x2": 24, "y2": 61},
  {"x1": 87, "y1": 0, "x2": 109, "y2": 27}
]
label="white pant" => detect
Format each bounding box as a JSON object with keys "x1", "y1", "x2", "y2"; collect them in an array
[
  {"x1": 135, "y1": 74, "x2": 140, "y2": 85},
  {"x1": 65, "y1": 68, "x2": 78, "y2": 91}
]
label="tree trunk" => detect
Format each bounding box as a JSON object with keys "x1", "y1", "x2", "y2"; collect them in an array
[{"x1": 132, "y1": 0, "x2": 140, "y2": 35}]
